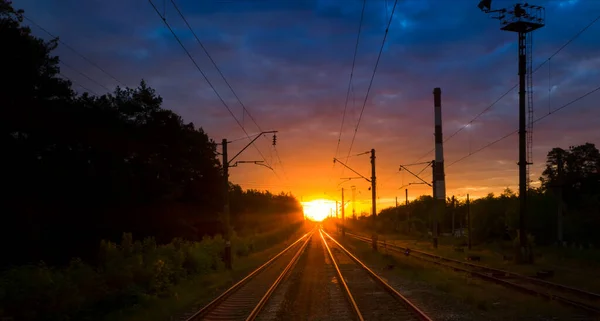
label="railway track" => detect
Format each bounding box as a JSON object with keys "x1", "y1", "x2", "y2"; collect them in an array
[
  {"x1": 345, "y1": 231, "x2": 600, "y2": 316},
  {"x1": 320, "y1": 229, "x2": 432, "y2": 321},
  {"x1": 183, "y1": 230, "x2": 313, "y2": 321}
]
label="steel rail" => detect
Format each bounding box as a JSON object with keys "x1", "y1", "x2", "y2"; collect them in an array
[
  {"x1": 320, "y1": 229, "x2": 365, "y2": 321},
  {"x1": 345, "y1": 231, "x2": 600, "y2": 315},
  {"x1": 246, "y1": 231, "x2": 314, "y2": 320},
  {"x1": 322, "y1": 230, "x2": 433, "y2": 321},
  {"x1": 185, "y1": 230, "x2": 312, "y2": 320}
]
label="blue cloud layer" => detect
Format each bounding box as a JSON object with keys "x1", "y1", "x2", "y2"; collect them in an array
[{"x1": 17, "y1": 0, "x2": 600, "y2": 203}]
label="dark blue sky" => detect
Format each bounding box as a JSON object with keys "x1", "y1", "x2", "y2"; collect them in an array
[{"x1": 17, "y1": 0, "x2": 600, "y2": 205}]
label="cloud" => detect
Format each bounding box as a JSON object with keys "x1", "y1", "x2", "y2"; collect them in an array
[{"x1": 16, "y1": 0, "x2": 600, "y2": 209}]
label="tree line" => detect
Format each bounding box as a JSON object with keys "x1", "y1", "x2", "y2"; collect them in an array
[
  {"x1": 0, "y1": 1, "x2": 302, "y2": 267},
  {"x1": 355, "y1": 142, "x2": 600, "y2": 247}
]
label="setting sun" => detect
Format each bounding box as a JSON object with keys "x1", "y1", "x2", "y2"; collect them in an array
[{"x1": 302, "y1": 199, "x2": 336, "y2": 221}]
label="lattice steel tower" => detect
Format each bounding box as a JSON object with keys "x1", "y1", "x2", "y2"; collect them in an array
[{"x1": 478, "y1": 0, "x2": 545, "y2": 262}]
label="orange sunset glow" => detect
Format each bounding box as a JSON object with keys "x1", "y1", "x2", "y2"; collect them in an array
[
  {"x1": 302, "y1": 199, "x2": 336, "y2": 222},
  {"x1": 22, "y1": 0, "x2": 598, "y2": 214}
]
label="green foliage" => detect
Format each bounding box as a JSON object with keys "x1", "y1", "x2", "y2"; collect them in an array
[
  {"x1": 0, "y1": 222, "x2": 303, "y2": 321},
  {"x1": 229, "y1": 185, "x2": 304, "y2": 234},
  {"x1": 353, "y1": 143, "x2": 599, "y2": 247}
]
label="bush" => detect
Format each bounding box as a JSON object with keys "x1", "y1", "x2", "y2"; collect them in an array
[{"x1": 0, "y1": 223, "x2": 303, "y2": 321}]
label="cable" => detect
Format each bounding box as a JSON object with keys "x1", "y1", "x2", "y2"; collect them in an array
[
  {"x1": 413, "y1": 14, "x2": 600, "y2": 163},
  {"x1": 60, "y1": 61, "x2": 112, "y2": 93},
  {"x1": 148, "y1": 0, "x2": 276, "y2": 177},
  {"x1": 334, "y1": 0, "x2": 366, "y2": 160},
  {"x1": 446, "y1": 83, "x2": 600, "y2": 168},
  {"x1": 273, "y1": 147, "x2": 289, "y2": 180},
  {"x1": 531, "y1": 84, "x2": 600, "y2": 125},
  {"x1": 169, "y1": 0, "x2": 259, "y2": 131},
  {"x1": 23, "y1": 15, "x2": 126, "y2": 87},
  {"x1": 345, "y1": 151, "x2": 371, "y2": 158},
  {"x1": 414, "y1": 162, "x2": 431, "y2": 177},
  {"x1": 228, "y1": 133, "x2": 261, "y2": 143},
  {"x1": 168, "y1": 0, "x2": 286, "y2": 176},
  {"x1": 344, "y1": 0, "x2": 398, "y2": 162},
  {"x1": 59, "y1": 72, "x2": 98, "y2": 95}
]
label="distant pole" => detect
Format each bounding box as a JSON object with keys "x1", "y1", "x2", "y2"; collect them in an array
[
  {"x1": 352, "y1": 185, "x2": 356, "y2": 220},
  {"x1": 452, "y1": 196, "x2": 455, "y2": 237},
  {"x1": 557, "y1": 153, "x2": 563, "y2": 245},
  {"x1": 222, "y1": 138, "x2": 232, "y2": 269},
  {"x1": 467, "y1": 193, "x2": 472, "y2": 250},
  {"x1": 342, "y1": 188, "x2": 346, "y2": 237},
  {"x1": 395, "y1": 196, "x2": 399, "y2": 232},
  {"x1": 405, "y1": 189, "x2": 410, "y2": 233},
  {"x1": 371, "y1": 149, "x2": 378, "y2": 250},
  {"x1": 336, "y1": 201, "x2": 339, "y2": 219},
  {"x1": 432, "y1": 87, "x2": 446, "y2": 249}
]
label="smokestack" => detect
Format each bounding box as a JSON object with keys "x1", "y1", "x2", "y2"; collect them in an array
[
  {"x1": 432, "y1": 87, "x2": 446, "y2": 248},
  {"x1": 433, "y1": 88, "x2": 446, "y2": 200}
]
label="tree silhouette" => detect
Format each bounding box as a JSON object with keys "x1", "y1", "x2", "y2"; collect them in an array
[{"x1": 0, "y1": 0, "x2": 302, "y2": 267}]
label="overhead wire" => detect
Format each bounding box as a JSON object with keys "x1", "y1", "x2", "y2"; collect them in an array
[
  {"x1": 147, "y1": 0, "x2": 279, "y2": 179},
  {"x1": 22, "y1": 15, "x2": 126, "y2": 87},
  {"x1": 333, "y1": 0, "x2": 366, "y2": 160},
  {"x1": 59, "y1": 72, "x2": 98, "y2": 96},
  {"x1": 344, "y1": 0, "x2": 398, "y2": 163},
  {"x1": 228, "y1": 133, "x2": 262, "y2": 144},
  {"x1": 168, "y1": 0, "x2": 287, "y2": 177},
  {"x1": 446, "y1": 83, "x2": 600, "y2": 168},
  {"x1": 412, "y1": 14, "x2": 600, "y2": 163},
  {"x1": 59, "y1": 61, "x2": 112, "y2": 93}
]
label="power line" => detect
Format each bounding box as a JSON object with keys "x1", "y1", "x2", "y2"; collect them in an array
[
  {"x1": 413, "y1": 14, "x2": 600, "y2": 163},
  {"x1": 59, "y1": 72, "x2": 98, "y2": 95},
  {"x1": 334, "y1": 0, "x2": 366, "y2": 160},
  {"x1": 168, "y1": 0, "x2": 287, "y2": 177},
  {"x1": 229, "y1": 133, "x2": 261, "y2": 143},
  {"x1": 60, "y1": 61, "x2": 112, "y2": 93},
  {"x1": 446, "y1": 83, "x2": 600, "y2": 168},
  {"x1": 344, "y1": 0, "x2": 398, "y2": 162},
  {"x1": 23, "y1": 15, "x2": 126, "y2": 88},
  {"x1": 273, "y1": 146, "x2": 289, "y2": 180},
  {"x1": 169, "y1": 0, "x2": 259, "y2": 131},
  {"x1": 147, "y1": 0, "x2": 276, "y2": 177}
]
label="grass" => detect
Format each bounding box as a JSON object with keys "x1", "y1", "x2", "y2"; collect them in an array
[
  {"x1": 332, "y1": 231, "x2": 581, "y2": 320},
  {"x1": 368, "y1": 231, "x2": 600, "y2": 294},
  {"x1": 105, "y1": 223, "x2": 313, "y2": 321}
]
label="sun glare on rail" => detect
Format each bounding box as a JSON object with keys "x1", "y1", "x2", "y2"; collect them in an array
[{"x1": 302, "y1": 199, "x2": 335, "y2": 221}]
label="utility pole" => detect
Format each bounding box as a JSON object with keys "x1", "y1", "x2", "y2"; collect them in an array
[
  {"x1": 395, "y1": 196, "x2": 399, "y2": 232},
  {"x1": 557, "y1": 153, "x2": 563, "y2": 245},
  {"x1": 399, "y1": 166, "x2": 432, "y2": 235},
  {"x1": 221, "y1": 131, "x2": 278, "y2": 269},
  {"x1": 451, "y1": 196, "x2": 456, "y2": 237},
  {"x1": 371, "y1": 149, "x2": 377, "y2": 250},
  {"x1": 342, "y1": 188, "x2": 346, "y2": 237},
  {"x1": 335, "y1": 201, "x2": 339, "y2": 219},
  {"x1": 352, "y1": 185, "x2": 356, "y2": 220},
  {"x1": 478, "y1": 0, "x2": 545, "y2": 264},
  {"x1": 333, "y1": 150, "x2": 376, "y2": 250},
  {"x1": 222, "y1": 139, "x2": 231, "y2": 269},
  {"x1": 406, "y1": 189, "x2": 410, "y2": 233},
  {"x1": 467, "y1": 193, "x2": 472, "y2": 250}
]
